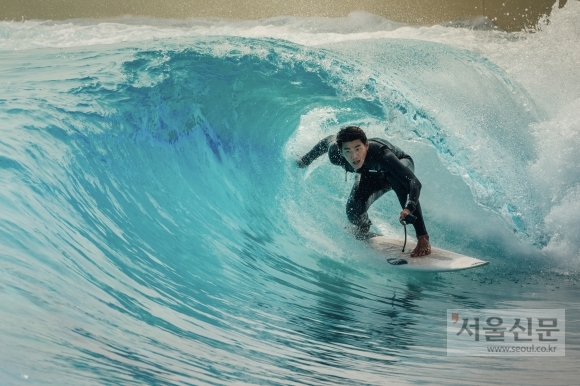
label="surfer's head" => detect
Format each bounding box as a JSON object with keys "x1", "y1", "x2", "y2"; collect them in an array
[{"x1": 337, "y1": 126, "x2": 369, "y2": 170}]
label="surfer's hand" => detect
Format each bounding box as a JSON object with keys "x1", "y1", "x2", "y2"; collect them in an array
[
  {"x1": 296, "y1": 158, "x2": 307, "y2": 168},
  {"x1": 400, "y1": 208, "x2": 411, "y2": 222}
]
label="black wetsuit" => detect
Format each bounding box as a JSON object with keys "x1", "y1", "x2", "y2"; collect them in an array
[{"x1": 299, "y1": 135, "x2": 428, "y2": 237}]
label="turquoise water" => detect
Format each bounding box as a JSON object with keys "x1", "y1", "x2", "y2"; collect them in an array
[{"x1": 1, "y1": 5, "x2": 580, "y2": 385}]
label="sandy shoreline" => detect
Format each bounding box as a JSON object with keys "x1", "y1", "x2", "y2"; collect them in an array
[{"x1": 0, "y1": 0, "x2": 568, "y2": 32}]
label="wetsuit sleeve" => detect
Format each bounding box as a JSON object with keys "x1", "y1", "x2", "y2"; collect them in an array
[
  {"x1": 378, "y1": 148, "x2": 422, "y2": 213},
  {"x1": 298, "y1": 135, "x2": 336, "y2": 167}
]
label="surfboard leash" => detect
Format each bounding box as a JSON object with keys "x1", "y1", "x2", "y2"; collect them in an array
[
  {"x1": 401, "y1": 222, "x2": 407, "y2": 252},
  {"x1": 400, "y1": 213, "x2": 417, "y2": 253}
]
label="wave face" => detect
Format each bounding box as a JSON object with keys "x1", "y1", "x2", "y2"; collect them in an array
[{"x1": 1, "y1": 4, "x2": 580, "y2": 385}]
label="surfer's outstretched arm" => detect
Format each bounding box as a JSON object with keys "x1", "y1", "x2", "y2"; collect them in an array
[{"x1": 297, "y1": 135, "x2": 336, "y2": 168}]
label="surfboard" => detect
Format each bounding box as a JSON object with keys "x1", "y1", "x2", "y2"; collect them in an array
[{"x1": 365, "y1": 234, "x2": 489, "y2": 272}]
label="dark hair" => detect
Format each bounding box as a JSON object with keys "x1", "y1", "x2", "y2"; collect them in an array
[{"x1": 336, "y1": 126, "x2": 367, "y2": 148}]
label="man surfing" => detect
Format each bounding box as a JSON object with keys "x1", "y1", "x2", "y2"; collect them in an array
[{"x1": 297, "y1": 126, "x2": 431, "y2": 257}]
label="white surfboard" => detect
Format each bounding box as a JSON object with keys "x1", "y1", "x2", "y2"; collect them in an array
[{"x1": 366, "y1": 235, "x2": 489, "y2": 272}]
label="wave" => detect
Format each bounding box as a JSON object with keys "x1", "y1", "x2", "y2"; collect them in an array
[{"x1": 1, "y1": 3, "x2": 580, "y2": 384}]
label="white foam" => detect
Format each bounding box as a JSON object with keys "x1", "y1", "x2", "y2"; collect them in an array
[
  {"x1": 0, "y1": 12, "x2": 399, "y2": 51},
  {"x1": 542, "y1": 185, "x2": 580, "y2": 259},
  {"x1": 528, "y1": 97, "x2": 580, "y2": 258}
]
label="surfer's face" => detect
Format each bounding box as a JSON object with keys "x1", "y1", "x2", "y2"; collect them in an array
[{"x1": 341, "y1": 139, "x2": 369, "y2": 170}]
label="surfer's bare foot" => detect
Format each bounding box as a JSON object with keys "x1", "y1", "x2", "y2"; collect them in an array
[{"x1": 411, "y1": 235, "x2": 431, "y2": 257}]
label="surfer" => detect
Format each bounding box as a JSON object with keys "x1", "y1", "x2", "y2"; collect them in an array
[{"x1": 297, "y1": 126, "x2": 431, "y2": 257}]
